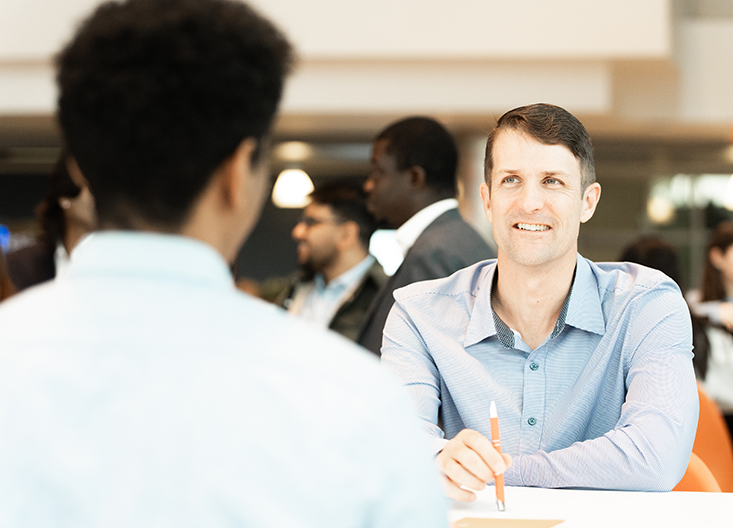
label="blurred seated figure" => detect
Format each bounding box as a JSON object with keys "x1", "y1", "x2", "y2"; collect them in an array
[
  {"x1": 686, "y1": 221, "x2": 733, "y2": 437},
  {"x1": 278, "y1": 181, "x2": 386, "y2": 341},
  {"x1": 0, "y1": 249, "x2": 15, "y2": 302},
  {"x1": 619, "y1": 236, "x2": 709, "y2": 380},
  {"x1": 6, "y1": 152, "x2": 96, "y2": 291}
]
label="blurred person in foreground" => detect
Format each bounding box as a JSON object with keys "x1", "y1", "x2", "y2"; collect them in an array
[
  {"x1": 687, "y1": 221, "x2": 733, "y2": 437},
  {"x1": 358, "y1": 116, "x2": 495, "y2": 354},
  {"x1": 0, "y1": 0, "x2": 446, "y2": 525},
  {"x1": 6, "y1": 151, "x2": 96, "y2": 291},
  {"x1": 279, "y1": 181, "x2": 386, "y2": 341},
  {"x1": 382, "y1": 103, "x2": 697, "y2": 500}
]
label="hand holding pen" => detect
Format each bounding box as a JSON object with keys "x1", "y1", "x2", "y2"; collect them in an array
[{"x1": 435, "y1": 419, "x2": 512, "y2": 503}]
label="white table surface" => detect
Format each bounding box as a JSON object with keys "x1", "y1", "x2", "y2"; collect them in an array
[{"x1": 449, "y1": 486, "x2": 733, "y2": 528}]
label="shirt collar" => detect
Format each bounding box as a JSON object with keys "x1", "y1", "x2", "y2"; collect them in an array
[
  {"x1": 67, "y1": 231, "x2": 235, "y2": 290},
  {"x1": 395, "y1": 198, "x2": 458, "y2": 257},
  {"x1": 464, "y1": 254, "x2": 605, "y2": 349},
  {"x1": 314, "y1": 255, "x2": 374, "y2": 292},
  {"x1": 564, "y1": 254, "x2": 606, "y2": 335}
]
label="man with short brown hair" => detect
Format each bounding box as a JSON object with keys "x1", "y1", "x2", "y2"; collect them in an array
[{"x1": 383, "y1": 103, "x2": 698, "y2": 499}]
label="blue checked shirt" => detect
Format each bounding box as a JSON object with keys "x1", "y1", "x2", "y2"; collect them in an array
[{"x1": 382, "y1": 254, "x2": 698, "y2": 491}]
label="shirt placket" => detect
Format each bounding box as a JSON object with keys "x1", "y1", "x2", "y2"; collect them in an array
[{"x1": 519, "y1": 345, "x2": 545, "y2": 453}]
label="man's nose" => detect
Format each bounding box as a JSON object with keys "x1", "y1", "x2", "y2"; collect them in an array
[
  {"x1": 292, "y1": 222, "x2": 306, "y2": 240},
  {"x1": 518, "y1": 182, "x2": 544, "y2": 212},
  {"x1": 363, "y1": 177, "x2": 374, "y2": 194}
]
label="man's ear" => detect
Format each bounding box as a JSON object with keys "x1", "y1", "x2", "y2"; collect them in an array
[
  {"x1": 336, "y1": 220, "x2": 360, "y2": 250},
  {"x1": 479, "y1": 182, "x2": 493, "y2": 225},
  {"x1": 66, "y1": 158, "x2": 90, "y2": 188},
  {"x1": 407, "y1": 165, "x2": 427, "y2": 189},
  {"x1": 580, "y1": 182, "x2": 602, "y2": 224},
  {"x1": 219, "y1": 138, "x2": 259, "y2": 210}
]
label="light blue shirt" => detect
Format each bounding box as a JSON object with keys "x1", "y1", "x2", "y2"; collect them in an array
[
  {"x1": 382, "y1": 254, "x2": 698, "y2": 491},
  {"x1": 0, "y1": 232, "x2": 447, "y2": 527},
  {"x1": 291, "y1": 255, "x2": 375, "y2": 328}
]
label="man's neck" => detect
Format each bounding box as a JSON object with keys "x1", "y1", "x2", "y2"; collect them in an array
[
  {"x1": 492, "y1": 254, "x2": 576, "y2": 350},
  {"x1": 63, "y1": 224, "x2": 91, "y2": 255},
  {"x1": 322, "y1": 247, "x2": 369, "y2": 284}
]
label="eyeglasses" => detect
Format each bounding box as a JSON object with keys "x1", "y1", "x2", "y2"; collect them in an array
[{"x1": 296, "y1": 215, "x2": 343, "y2": 228}]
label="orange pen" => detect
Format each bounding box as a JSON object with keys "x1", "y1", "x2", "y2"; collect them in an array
[{"x1": 490, "y1": 401, "x2": 506, "y2": 511}]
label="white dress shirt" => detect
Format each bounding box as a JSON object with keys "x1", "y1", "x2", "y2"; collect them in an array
[{"x1": 395, "y1": 198, "x2": 458, "y2": 257}]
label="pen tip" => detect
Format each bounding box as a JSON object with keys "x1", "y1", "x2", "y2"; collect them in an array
[
  {"x1": 490, "y1": 400, "x2": 497, "y2": 417},
  {"x1": 497, "y1": 499, "x2": 505, "y2": 512}
]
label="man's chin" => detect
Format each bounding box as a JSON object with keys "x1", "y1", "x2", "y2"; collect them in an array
[{"x1": 299, "y1": 263, "x2": 317, "y2": 280}]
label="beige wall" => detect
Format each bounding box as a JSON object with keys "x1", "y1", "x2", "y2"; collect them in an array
[{"x1": 1, "y1": 0, "x2": 733, "y2": 137}]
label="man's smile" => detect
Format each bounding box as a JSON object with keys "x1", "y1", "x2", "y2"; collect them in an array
[{"x1": 514, "y1": 222, "x2": 551, "y2": 232}]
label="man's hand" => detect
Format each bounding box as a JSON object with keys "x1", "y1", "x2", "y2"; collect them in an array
[{"x1": 436, "y1": 428, "x2": 512, "y2": 502}]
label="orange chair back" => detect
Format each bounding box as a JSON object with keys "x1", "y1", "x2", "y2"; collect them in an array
[
  {"x1": 693, "y1": 382, "x2": 733, "y2": 492},
  {"x1": 673, "y1": 452, "x2": 721, "y2": 492}
]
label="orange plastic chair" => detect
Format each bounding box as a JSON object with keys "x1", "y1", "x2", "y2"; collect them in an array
[
  {"x1": 693, "y1": 382, "x2": 733, "y2": 492},
  {"x1": 673, "y1": 452, "x2": 722, "y2": 492}
]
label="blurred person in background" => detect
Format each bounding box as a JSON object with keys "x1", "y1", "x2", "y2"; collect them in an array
[
  {"x1": 687, "y1": 221, "x2": 733, "y2": 437},
  {"x1": 6, "y1": 150, "x2": 96, "y2": 291},
  {"x1": 0, "y1": 249, "x2": 15, "y2": 302},
  {"x1": 358, "y1": 116, "x2": 495, "y2": 354},
  {"x1": 619, "y1": 236, "x2": 709, "y2": 380},
  {"x1": 0, "y1": 0, "x2": 446, "y2": 525},
  {"x1": 279, "y1": 181, "x2": 386, "y2": 341}
]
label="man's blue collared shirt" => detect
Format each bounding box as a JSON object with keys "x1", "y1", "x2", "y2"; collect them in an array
[{"x1": 382, "y1": 254, "x2": 698, "y2": 491}]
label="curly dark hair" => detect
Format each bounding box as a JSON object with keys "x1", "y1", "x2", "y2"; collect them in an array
[{"x1": 56, "y1": 0, "x2": 294, "y2": 229}]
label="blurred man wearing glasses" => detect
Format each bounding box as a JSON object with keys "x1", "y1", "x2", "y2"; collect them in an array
[{"x1": 280, "y1": 181, "x2": 386, "y2": 341}]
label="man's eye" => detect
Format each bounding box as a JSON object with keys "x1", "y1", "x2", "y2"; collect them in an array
[{"x1": 502, "y1": 176, "x2": 518, "y2": 184}]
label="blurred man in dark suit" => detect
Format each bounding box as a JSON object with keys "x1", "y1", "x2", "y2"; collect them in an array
[{"x1": 358, "y1": 116, "x2": 495, "y2": 354}]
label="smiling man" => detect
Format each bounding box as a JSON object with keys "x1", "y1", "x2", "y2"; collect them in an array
[{"x1": 382, "y1": 103, "x2": 698, "y2": 499}]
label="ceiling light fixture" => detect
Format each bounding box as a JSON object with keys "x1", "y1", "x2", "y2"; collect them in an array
[{"x1": 271, "y1": 168, "x2": 314, "y2": 208}]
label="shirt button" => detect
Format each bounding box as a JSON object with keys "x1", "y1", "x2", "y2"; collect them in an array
[
  {"x1": 528, "y1": 417, "x2": 537, "y2": 426},
  {"x1": 529, "y1": 362, "x2": 539, "y2": 371}
]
